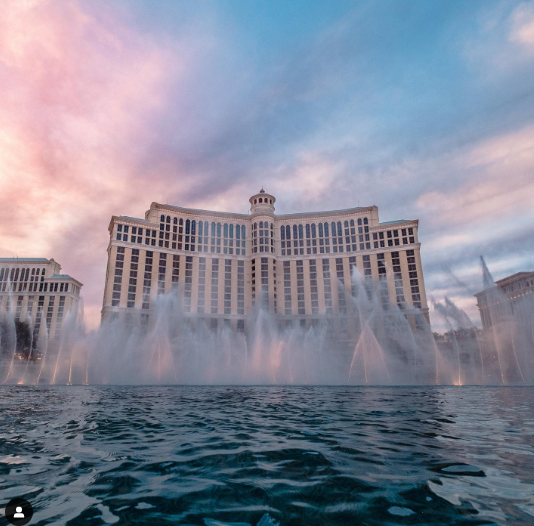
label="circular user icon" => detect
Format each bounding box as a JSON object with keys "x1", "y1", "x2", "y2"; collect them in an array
[{"x1": 4, "y1": 498, "x2": 33, "y2": 525}]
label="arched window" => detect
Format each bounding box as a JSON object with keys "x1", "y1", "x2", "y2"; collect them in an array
[
  {"x1": 31, "y1": 268, "x2": 35, "y2": 275},
  {"x1": 254, "y1": 199, "x2": 257, "y2": 204},
  {"x1": 217, "y1": 222, "x2": 221, "y2": 237},
  {"x1": 236, "y1": 224, "x2": 241, "y2": 239},
  {"x1": 311, "y1": 224, "x2": 317, "y2": 238},
  {"x1": 293, "y1": 224, "x2": 298, "y2": 239},
  {"x1": 0, "y1": 268, "x2": 4, "y2": 281},
  {"x1": 185, "y1": 219, "x2": 191, "y2": 234},
  {"x1": 224, "y1": 223, "x2": 228, "y2": 238},
  {"x1": 191, "y1": 220, "x2": 196, "y2": 234},
  {"x1": 344, "y1": 220, "x2": 349, "y2": 227},
  {"x1": 173, "y1": 217, "x2": 177, "y2": 225},
  {"x1": 166, "y1": 216, "x2": 171, "y2": 223},
  {"x1": 242, "y1": 225, "x2": 246, "y2": 239},
  {"x1": 363, "y1": 217, "x2": 368, "y2": 225},
  {"x1": 270, "y1": 199, "x2": 272, "y2": 204},
  {"x1": 306, "y1": 224, "x2": 311, "y2": 238},
  {"x1": 358, "y1": 218, "x2": 362, "y2": 225},
  {"x1": 298, "y1": 224, "x2": 303, "y2": 239},
  {"x1": 229, "y1": 224, "x2": 234, "y2": 238},
  {"x1": 10, "y1": 268, "x2": 15, "y2": 281},
  {"x1": 211, "y1": 222, "x2": 216, "y2": 237},
  {"x1": 24, "y1": 268, "x2": 29, "y2": 281},
  {"x1": 350, "y1": 219, "x2": 355, "y2": 227},
  {"x1": 285, "y1": 225, "x2": 291, "y2": 239},
  {"x1": 160, "y1": 214, "x2": 165, "y2": 222},
  {"x1": 318, "y1": 223, "x2": 323, "y2": 237},
  {"x1": 198, "y1": 221, "x2": 203, "y2": 235},
  {"x1": 259, "y1": 198, "x2": 263, "y2": 203},
  {"x1": 331, "y1": 222, "x2": 336, "y2": 237},
  {"x1": 324, "y1": 222, "x2": 329, "y2": 237},
  {"x1": 259, "y1": 221, "x2": 264, "y2": 229},
  {"x1": 280, "y1": 226, "x2": 285, "y2": 240},
  {"x1": 204, "y1": 221, "x2": 209, "y2": 236},
  {"x1": 179, "y1": 218, "x2": 184, "y2": 226},
  {"x1": 14, "y1": 268, "x2": 19, "y2": 281},
  {"x1": 337, "y1": 222, "x2": 342, "y2": 236}
]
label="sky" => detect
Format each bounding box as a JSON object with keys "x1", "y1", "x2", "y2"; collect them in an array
[{"x1": 0, "y1": 0, "x2": 533, "y2": 331}]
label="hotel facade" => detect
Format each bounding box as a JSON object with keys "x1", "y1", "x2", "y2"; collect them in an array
[
  {"x1": 475, "y1": 271, "x2": 534, "y2": 330},
  {"x1": 0, "y1": 258, "x2": 82, "y2": 343},
  {"x1": 102, "y1": 190, "x2": 428, "y2": 332}
]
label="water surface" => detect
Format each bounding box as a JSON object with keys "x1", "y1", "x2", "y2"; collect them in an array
[{"x1": 1, "y1": 386, "x2": 533, "y2": 525}]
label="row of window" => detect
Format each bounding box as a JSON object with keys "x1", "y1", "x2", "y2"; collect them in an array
[
  {"x1": 108, "y1": 248, "x2": 422, "y2": 312},
  {"x1": 252, "y1": 196, "x2": 273, "y2": 205},
  {"x1": 0, "y1": 281, "x2": 71, "y2": 293},
  {"x1": 116, "y1": 218, "x2": 416, "y2": 258},
  {"x1": 0, "y1": 267, "x2": 46, "y2": 282},
  {"x1": 3, "y1": 294, "x2": 68, "y2": 341}
]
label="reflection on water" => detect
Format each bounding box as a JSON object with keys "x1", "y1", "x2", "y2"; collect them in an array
[{"x1": 0, "y1": 386, "x2": 533, "y2": 525}]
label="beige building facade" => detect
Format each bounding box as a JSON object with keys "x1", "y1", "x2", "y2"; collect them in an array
[
  {"x1": 0, "y1": 258, "x2": 82, "y2": 343},
  {"x1": 475, "y1": 271, "x2": 534, "y2": 330},
  {"x1": 102, "y1": 190, "x2": 428, "y2": 331}
]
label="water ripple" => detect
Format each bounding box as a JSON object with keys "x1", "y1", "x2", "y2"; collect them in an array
[{"x1": 0, "y1": 386, "x2": 533, "y2": 525}]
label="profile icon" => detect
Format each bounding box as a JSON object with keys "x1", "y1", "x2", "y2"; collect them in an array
[{"x1": 4, "y1": 497, "x2": 33, "y2": 525}]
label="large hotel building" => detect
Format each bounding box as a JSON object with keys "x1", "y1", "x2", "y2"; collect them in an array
[
  {"x1": 0, "y1": 258, "x2": 82, "y2": 343},
  {"x1": 102, "y1": 190, "x2": 428, "y2": 332}
]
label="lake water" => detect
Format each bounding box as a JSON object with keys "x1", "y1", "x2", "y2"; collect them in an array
[{"x1": 0, "y1": 386, "x2": 533, "y2": 525}]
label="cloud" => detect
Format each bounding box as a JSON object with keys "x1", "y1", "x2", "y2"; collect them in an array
[
  {"x1": 0, "y1": 0, "x2": 533, "y2": 334},
  {"x1": 509, "y1": 2, "x2": 534, "y2": 51},
  {"x1": 0, "y1": 0, "x2": 184, "y2": 327}
]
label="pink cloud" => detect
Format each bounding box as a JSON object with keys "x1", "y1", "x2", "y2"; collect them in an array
[
  {"x1": 416, "y1": 124, "x2": 534, "y2": 228},
  {"x1": 0, "y1": 0, "x2": 188, "y2": 328}
]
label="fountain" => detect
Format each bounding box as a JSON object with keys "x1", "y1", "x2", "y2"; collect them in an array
[{"x1": 1, "y1": 258, "x2": 532, "y2": 385}]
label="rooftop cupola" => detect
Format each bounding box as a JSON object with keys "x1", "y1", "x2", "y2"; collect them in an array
[{"x1": 249, "y1": 188, "x2": 276, "y2": 215}]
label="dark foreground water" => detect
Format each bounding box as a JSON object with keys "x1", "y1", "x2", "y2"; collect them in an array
[{"x1": 0, "y1": 387, "x2": 533, "y2": 526}]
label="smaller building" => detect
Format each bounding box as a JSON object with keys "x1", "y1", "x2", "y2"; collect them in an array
[
  {"x1": 475, "y1": 271, "x2": 534, "y2": 330},
  {"x1": 474, "y1": 270, "x2": 534, "y2": 384},
  {"x1": 0, "y1": 258, "x2": 82, "y2": 344}
]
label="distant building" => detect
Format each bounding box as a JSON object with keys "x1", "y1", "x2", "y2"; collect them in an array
[
  {"x1": 474, "y1": 270, "x2": 534, "y2": 383},
  {"x1": 102, "y1": 190, "x2": 429, "y2": 332},
  {"x1": 475, "y1": 271, "x2": 534, "y2": 330},
  {"x1": 0, "y1": 258, "x2": 82, "y2": 342}
]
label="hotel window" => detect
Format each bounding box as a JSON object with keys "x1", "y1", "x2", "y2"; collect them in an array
[
  {"x1": 284, "y1": 224, "x2": 291, "y2": 255},
  {"x1": 211, "y1": 259, "x2": 219, "y2": 313},
  {"x1": 224, "y1": 260, "x2": 232, "y2": 314},
  {"x1": 171, "y1": 254, "x2": 180, "y2": 289},
  {"x1": 377, "y1": 253, "x2": 386, "y2": 276},
  {"x1": 283, "y1": 261, "x2": 291, "y2": 315},
  {"x1": 184, "y1": 256, "x2": 193, "y2": 312},
  {"x1": 310, "y1": 259, "x2": 319, "y2": 314},
  {"x1": 157, "y1": 253, "x2": 166, "y2": 295},
  {"x1": 296, "y1": 260, "x2": 305, "y2": 314},
  {"x1": 363, "y1": 255, "x2": 371, "y2": 276},
  {"x1": 322, "y1": 259, "x2": 332, "y2": 313},
  {"x1": 336, "y1": 258, "x2": 347, "y2": 313},
  {"x1": 349, "y1": 256, "x2": 358, "y2": 296},
  {"x1": 197, "y1": 257, "x2": 206, "y2": 313},
  {"x1": 237, "y1": 261, "x2": 245, "y2": 315}
]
